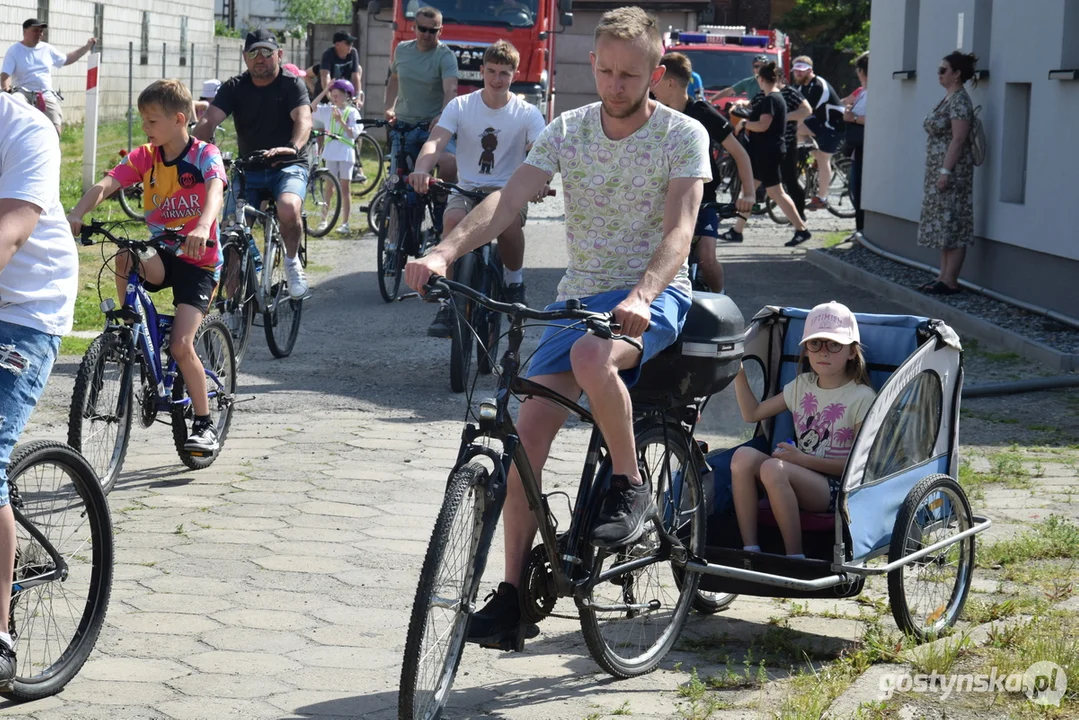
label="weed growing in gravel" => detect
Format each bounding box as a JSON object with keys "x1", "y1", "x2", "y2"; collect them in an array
[
  {"x1": 906, "y1": 630, "x2": 973, "y2": 674},
  {"x1": 676, "y1": 668, "x2": 729, "y2": 719},
  {"x1": 979, "y1": 515, "x2": 1079, "y2": 566},
  {"x1": 982, "y1": 611, "x2": 1079, "y2": 713},
  {"x1": 611, "y1": 700, "x2": 631, "y2": 715}
]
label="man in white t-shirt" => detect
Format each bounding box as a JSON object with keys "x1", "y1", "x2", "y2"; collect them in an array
[
  {"x1": 405, "y1": 7, "x2": 709, "y2": 648},
  {"x1": 1, "y1": 18, "x2": 96, "y2": 134},
  {"x1": 0, "y1": 93, "x2": 78, "y2": 682},
  {"x1": 409, "y1": 40, "x2": 547, "y2": 337}
]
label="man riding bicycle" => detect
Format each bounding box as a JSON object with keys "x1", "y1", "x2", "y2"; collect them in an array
[
  {"x1": 408, "y1": 40, "x2": 547, "y2": 337},
  {"x1": 194, "y1": 29, "x2": 312, "y2": 299},
  {"x1": 405, "y1": 6, "x2": 710, "y2": 647},
  {"x1": 792, "y1": 56, "x2": 846, "y2": 212},
  {"x1": 654, "y1": 52, "x2": 754, "y2": 293},
  {"x1": 384, "y1": 6, "x2": 459, "y2": 183},
  {"x1": 0, "y1": 93, "x2": 79, "y2": 683},
  {"x1": 0, "y1": 18, "x2": 95, "y2": 135}
]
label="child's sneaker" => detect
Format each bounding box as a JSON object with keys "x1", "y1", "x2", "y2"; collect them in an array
[
  {"x1": 336, "y1": 224, "x2": 352, "y2": 236},
  {"x1": 184, "y1": 418, "x2": 218, "y2": 453},
  {"x1": 0, "y1": 640, "x2": 14, "y2": 688}
]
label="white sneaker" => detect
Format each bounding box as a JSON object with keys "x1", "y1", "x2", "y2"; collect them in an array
[
  {"x1": 336, "y1": 224, "x2": 352, "y2": 236},
  {"x1": 285, "y1": 257, "x2": 308, "y2": 299}
]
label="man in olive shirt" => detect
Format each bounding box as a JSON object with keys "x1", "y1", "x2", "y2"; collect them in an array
[
  {"x1": 384, "y1": 6, "x2": 458, "y2": 180},
  {"x1": 715, "y1": 54, "x2": 767, "y2": 100}
]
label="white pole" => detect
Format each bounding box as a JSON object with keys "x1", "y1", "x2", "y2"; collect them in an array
[{"x1": 82, "y1": 51, "x2": 102, "y2": 194}]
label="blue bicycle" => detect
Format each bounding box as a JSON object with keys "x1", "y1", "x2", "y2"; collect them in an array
[{"x1": 67, "y1": 222, "x2": 237, "y2": 492}]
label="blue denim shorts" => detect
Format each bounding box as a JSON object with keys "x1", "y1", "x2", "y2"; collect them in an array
[
  {"x1": 0, "y1": 320, "x2": 62, "y2": 507},
  {"x1": 526, "y1": 287, "x2": 691, "y2": 388},
  {"x1": 391, "y1": 125, "x2": 457, "y2": 168},
  {"x1": 226, "y1": 163, "x2": 309, "y2": 220}
]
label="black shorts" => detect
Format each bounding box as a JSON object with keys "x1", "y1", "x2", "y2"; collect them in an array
[
  {"x1": 143, "y1": 251, "x2": 217, "y2": 315},
  {"x1": 751, "y1": 146, "x2": 784, "y2": 188}
]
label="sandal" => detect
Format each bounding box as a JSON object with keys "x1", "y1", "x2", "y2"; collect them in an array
[
  {"x1": 923, "y1": 281, "x2": 961, "y2": 296},
  {"x1": 916, "y1": 280, "x2": 939, "y2": 292}
]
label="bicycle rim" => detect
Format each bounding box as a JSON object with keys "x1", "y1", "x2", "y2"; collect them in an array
[
  {"x1": 305, "y1": 170, "x2": 341, "y2": 237},
  {"x1": 172, "y1": 318, "x2": 237, "y2": 469},
  {"x1": 400, "y1": 463, "x2": 490, "y2": 720},
  {"x1": 376, "y1": 199, "x2": 405, "y2": 302},
  {"x1": 826, "y1": 156, "x2": 857, "y2": 218},
  {"x1": 263, "y1": 241, "x2": 303, "y2": 358},
  {"x1": 367, "y1": 189, "x2": 387, "y2": 235},
  {"x1": 579, "y1": 423, "x2": 703, "y2": 678},
  {"x1": 117, "y1": 183, "x2": 145, "y2": 220},
  {"x1": 218, "y1": 243, "x2": 255, "y2": 366},
  {"x1": 66, "y1": 333, "x2": 133, "y2": 494},
  {"x1": 6, "y1": 440, "x2": 113, "y2": 700},
  {"x1": 351, "y1": 133, "x2": 384, "y2": 197}
]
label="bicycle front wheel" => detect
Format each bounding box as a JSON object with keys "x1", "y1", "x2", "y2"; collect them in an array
[
  {"x1": 400, "y1": 463, "x2": 492, "y2": 720},
  {"x1": 263, "y1": 239, "x2": 304, "y2": 358},
  {"x1": 376, "y1": 197, "x2": 406, "y2": 302},
  {"x1": 171, "y1": 317, "x2": 237, "y2": 469},
  {"x1": 579, "y1": 422, "x2": 704, "y2": 678},
  {"x1": 6, "y1": 440, "x2": 113, "y2": 700},
  {"x1": 217, "y1": 238, "x2": 256, "y2": 366},
  {"x1": 67, "y1": 332, "x2": 133, "y2": 494},
  {"x1": 351, "y1": 132, "x2": 384, "y2": 197},
  {"x1": 449, "y1": 253, "x2": 479, "y2": 393},
  {"x1": 304, "y1": 169, "x2": 342, "y2": 238}
]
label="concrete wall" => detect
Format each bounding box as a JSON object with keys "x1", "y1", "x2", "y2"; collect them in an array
[
  {"x1": 0, "y1": 0, "x2": 243, "y2": 124},
  {"x1": 215, "y1": 0, "x2": 292, "y2": 33},
  {"x1": 863, "y1": 0, "x2": 1079, "y2": 317}
]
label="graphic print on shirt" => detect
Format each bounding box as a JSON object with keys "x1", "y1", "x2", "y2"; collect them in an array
[
  {"x1": 479, "y1": 127, "x2": 499, "y2": 175},
  {"x1": 792, "y1": 391, "x2": 857, "y2": 458}
]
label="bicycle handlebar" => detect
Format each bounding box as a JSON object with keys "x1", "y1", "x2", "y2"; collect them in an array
[
  {"x1": 78, "y1": 221, "x2": 213, "y2": 249},
  {"x1": 427, "y1": 179, "x2": 557, "y2": 200},
  {"x1": 421, "y1": 274, "x2": 643, "y2": 352},
  {"x1": 700, "y1": 201, "x2": 742, "y2": 220}
]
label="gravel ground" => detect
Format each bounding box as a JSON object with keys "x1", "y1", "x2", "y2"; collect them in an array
[{"x1": 823, "y1": 243, "x2": 1079, "y2": 355}]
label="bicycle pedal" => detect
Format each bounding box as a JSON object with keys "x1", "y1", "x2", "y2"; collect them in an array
[{"x1": 186, "y1": 449, "x2": 214, "y2": 458}]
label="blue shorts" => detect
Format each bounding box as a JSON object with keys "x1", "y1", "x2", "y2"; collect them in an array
[
  {"x1": 225, "y1": 163, "x2": 308, "y2": 220},
  {"x1": 803, "y1": 116, "x2": 844, "y2": 154},
  {"x1": 391, "y1": 125, "x2": 457, "y2": 170},
  {"x1": 694, "y1": 206, "x2": 720, "y2": 239},
  {"x1": 0, "y1": 320, "x2": 62, "y2": 507},
  {"x1": 526, "y1": 287, "x2": 691, "y2": 388}
]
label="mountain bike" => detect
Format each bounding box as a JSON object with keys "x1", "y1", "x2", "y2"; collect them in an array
[
  {"x1": 3, "y1": 440, "x2": 113, "y2": 699},
  {"x1": 766, "y1": 144, "x2": 855, "y2": 224},
  {"x1": 67, "y1": 222, "x2": 237, "y2": 492},
  {"x1": 216, "y1": 152, "x2": 307, "y2": 362},
  {"x1": 399, "y1": 276, "x2": 710, "y2": 719}
]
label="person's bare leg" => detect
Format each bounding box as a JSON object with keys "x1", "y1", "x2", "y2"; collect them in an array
[
  {"x1": 731, "y1": 447, "x2": 769, "y2": 547},
  {"x1": 438, "y1": 152, "x2": 458, "y2": 184},
  {"x1": 813, "y1": 150, "x2": 833, "y2": 202},
  {"x1": 758, "y1": 459, "x2": 804, "y2": 555},
  {"x1": 495, "y1": 220, "x2": 525, "y2": 273},
  {"x1": 440, "y1": 208, "x2": 465, "y2": 282},
  {"x1": 766, "y1": 185, "x2": 808, "y2": 231},
  {"x1": 569, "y1": 335, "x2": 643, "y2": 481},
  {"x1": 115, "y1": 252, "x2": 165, "y2": 306},
  {"x1": 170, "y1": 304, "x2": 210, "y2": 417},
  {"x1": 276, "y1": 193, "x2": 304, "y2": 258},
  {"x1": 943, "y1": 247, "x2": 966, "y2": 288},
  {"x1": 503, "y1": 372, "x2": 579, "y2": 586},
  {"x1": 697, "y1": 236, "x2": 723, "y2": 292}
]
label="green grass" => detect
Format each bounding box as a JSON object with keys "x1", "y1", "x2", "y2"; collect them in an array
[
  {"x1": 978, "y1": 515, "x2": 1079, "y2": 567},
  {"x1": 822, "y1": 231, "x2": 851, "y2": 248}
]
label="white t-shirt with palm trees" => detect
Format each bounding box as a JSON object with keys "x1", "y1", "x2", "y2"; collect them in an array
[{"x1": 782, "y1": 373, "x2": 876, "y2": 459}]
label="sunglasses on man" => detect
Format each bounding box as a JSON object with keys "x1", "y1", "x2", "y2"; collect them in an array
[
  {"x1": 246, "y1": 47, "x2": 275, "y2": 60},
  {"x1": 416, "y1": 24, "x2": 441, "y2": 34}
]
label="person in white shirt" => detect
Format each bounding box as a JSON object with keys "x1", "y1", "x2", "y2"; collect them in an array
[
  {"x1": 0, "y1": 18, "x2": 96, "y2": 134},
  {"x1": 0, "y1": 93, "x2": 79, "y2": 683},
  {"x1": 408, "y1": 40, "x2": 547, "y2": 337},
  {"x1": 310, "y1": 79, "x2": 363, "y2": 235}
]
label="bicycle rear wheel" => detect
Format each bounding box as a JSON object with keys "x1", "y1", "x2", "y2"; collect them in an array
[
  {"x1": 367, "y1": 189, "x2": 387, "y2": 236},
  {"x1": 67, "y1": 332, "x2": 133, "y2": 494},
  {"x1": 5, "y1": 440, "x2": 113, "y2": 700},
  {"x1": 217, "y1": 237, "x2": 256, "y2": 366},
  {"x1": 304, "y1": 169, "x2": 342, "y2": 237},
  {"x1": 579, "y1": 422, "x2": 704, "y2": 678},
  {"x1": 351, "y1": 132, "x2": 384, "y2": 197},
  {"x1": 399, "y1": 463, "x2": 492, "y2": 720},
  {"x1": 116, "y1": 183, "x2": 145, "y2": 220},
  {"x1": 449, "y1": 253, "x2": 479, "y2": 393},
  {"x1": 826, "y1": 155, "x2": 856, "y2": 219},
  {"x1": 172, "y1": 317, "x2": 237, "y2": 469},
  {"x1": 263, "y1": 239, "x2": 304, "y2": 358},
  {"x1": 376, "y1": 197, "x2": 406, "y2": 302}
]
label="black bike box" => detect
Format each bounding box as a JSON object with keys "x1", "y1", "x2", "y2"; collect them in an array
[{"x1": 632, "y1": 292, "x2": 745, "y2": 404}]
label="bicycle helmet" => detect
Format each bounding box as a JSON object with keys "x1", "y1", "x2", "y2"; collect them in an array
[{"x1": 329, "y1": 79, "x2": 355, "y2": 97}]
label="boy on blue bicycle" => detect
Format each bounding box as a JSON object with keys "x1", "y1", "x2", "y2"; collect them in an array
[{"x1": 68, "y1": 79, "x2": 227, "y2": 452}]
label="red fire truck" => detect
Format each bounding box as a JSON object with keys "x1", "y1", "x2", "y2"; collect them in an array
[
  {"x1": 368, "y1": 0, "x2": 571, "y2": 121},
  {"x1": 664, "y1": 26, "x2": 792, "y2": 109}
]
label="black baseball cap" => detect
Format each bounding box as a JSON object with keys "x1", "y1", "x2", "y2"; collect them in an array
[
  {"x1": 333, "y1": 31, "x2": 357, "y2": 44},
  {"x1": 244, "y1": 28, "x2": 279, "y2": 52},
  {"x1": 23, "y1": 18, "x2": 48, "y2": 29},
  {"x1": 753, "y1": 55, "x2": 769, "y2": 64}
]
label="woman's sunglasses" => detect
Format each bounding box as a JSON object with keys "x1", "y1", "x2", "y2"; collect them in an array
[
  {"x1": 416, "y1": 24, "x2": 441, "y2": 34},
  {"x1": 245, "y1": 47, "x2": 275, "y2": 60},
  {"x1": 938, "y1": 66, "x2": 950, "y2": 75},
  {"x1": 805, "y1": 339, "x2": 845, "y2": 353}
]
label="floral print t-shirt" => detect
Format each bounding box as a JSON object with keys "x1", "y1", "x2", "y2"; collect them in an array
[
  {"x1": 782, "y1": 372, "x2": 877, "y2": 460},
  {"x1": 524, "y1": 102, "x2": 710, "y2": 301}
]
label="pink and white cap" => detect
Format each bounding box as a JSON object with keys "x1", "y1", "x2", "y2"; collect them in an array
[{"x1": 801, "y1": 301, "x2": 859, "y2": 346}]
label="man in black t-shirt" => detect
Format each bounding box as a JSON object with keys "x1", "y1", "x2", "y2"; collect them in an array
[
  {"x1": 194, "y1": 29, "x2": 313, "y2": 298},
  {"x1": 656, "y1": 53, "x2": 754, "y2": 293},
  {"x1": 320, "y1": 32, "x2": 363, "y2": 108},
  {"x1": 792, "y1": 55, "x2": 845, "y2": 211}
]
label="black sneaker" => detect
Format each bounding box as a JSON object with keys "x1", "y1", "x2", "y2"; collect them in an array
[
  {"x1": 719, "y1": 229, "x2": 743, "y2": 243},
  {"x1": 785, "y1": 229, "x2": 812, "y2": 247},
  {"x1": 184, "y1": 418, "x2": 219, "y2": 453},
  {"x1": 0, "y1": 641, "x2": 15, "y2": 687},
  {"x1": 591, "y1": 475, "x2": 657, "y2": 548},
  {"x1": 427, "y1": 303, "x2": 454, "y2": 339},
  {"x1": 466, "y1": 582, "x2": 539, "y2": 647},
  {"x1": 502, "y1": 282, "x2": 526, "y2": 306}
]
